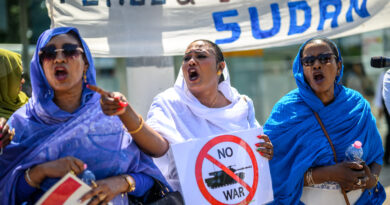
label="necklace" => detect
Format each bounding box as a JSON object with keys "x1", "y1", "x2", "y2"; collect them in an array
[{"x1": 209, "y1": 91, "x2": 219, "y2": 108}]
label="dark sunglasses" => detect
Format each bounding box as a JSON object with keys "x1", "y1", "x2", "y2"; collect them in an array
[
  {"x1": 301, "y1": 53, "x2": 336, "y2": 66},
  {"x1": 39, "y1": 44, "x2": 84, "y2": 62}
]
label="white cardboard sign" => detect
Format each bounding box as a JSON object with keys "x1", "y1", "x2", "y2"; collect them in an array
[{"x1": 171, "y1": 127, "x2": 273, "y2": 205}]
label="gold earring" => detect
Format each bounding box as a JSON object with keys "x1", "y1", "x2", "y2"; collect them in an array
[
  {"x1": 217, "y1": 70, "x2": 222, "y2": 75},
  {"x1": 83, "y1": 71, "x2": 87, "y2": 83}
]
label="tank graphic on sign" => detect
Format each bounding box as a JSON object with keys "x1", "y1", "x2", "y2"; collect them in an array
[{"x1": 205, "y1": 165, "x2": 252, "y2": 189}]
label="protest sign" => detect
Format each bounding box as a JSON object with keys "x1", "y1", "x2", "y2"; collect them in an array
[
  {"x1": 36, "y1": 173, "x2": 92, "y2": 205},
  {"x1": 171, "y1": 127, "x2": 273, "y2": 205}
]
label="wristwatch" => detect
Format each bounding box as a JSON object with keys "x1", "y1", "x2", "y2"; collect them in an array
[{"x1": 122, "y1": 174, "x2": 136, "y2": 193}]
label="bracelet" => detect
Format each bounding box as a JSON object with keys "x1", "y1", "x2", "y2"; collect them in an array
[
  {"x1": 25, "y1": 168, "x2": 40, "y2": 189},
  {"x1": 129, "y1": 115, "x2": 144, "y2": 135},
  {"x1": 306, "y1": 168, "x2": 315, "y2": 186},
  {"x1": 372, "y1": 174, "x2": 379, "y2": 185},
  {"x1": 122, "y1": 174, "x2": 136, "y2": 193}
]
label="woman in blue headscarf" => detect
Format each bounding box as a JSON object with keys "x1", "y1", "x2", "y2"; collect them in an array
[
  {"x1": 264, "y1": 37, "x2": 385, "y2": 204},
  {"x1": 0, "y1": 27, "x2": 169, "y2": 205}
]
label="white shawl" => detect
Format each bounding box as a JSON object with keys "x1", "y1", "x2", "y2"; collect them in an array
[{"x1": 146, "y1": 66, "x2": 260, "y2": 191}]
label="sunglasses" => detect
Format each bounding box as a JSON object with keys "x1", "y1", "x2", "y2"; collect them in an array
[
  {"x1": 301, "y1": 53, "x2": 336, "y2": 66},
  {"x1": 39, "y1": 44, "x2": 84, "y2": 62}
]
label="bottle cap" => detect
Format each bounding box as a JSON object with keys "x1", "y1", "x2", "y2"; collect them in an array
[{"x1": 353, "y1": 141, "x2": 362, "y2": 149}]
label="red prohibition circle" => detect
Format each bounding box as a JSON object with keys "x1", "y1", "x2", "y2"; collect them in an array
[{"x1": 195, "y1": 135, "x2": 259, "y2": 205}]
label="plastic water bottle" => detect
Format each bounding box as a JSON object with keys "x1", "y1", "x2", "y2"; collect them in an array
[
  {"x1": 81, "y1": 164, "x2": 96, "y2": 186},
  {"x1": 345, "y1": 140, "x2": 363, "y2": 163}
]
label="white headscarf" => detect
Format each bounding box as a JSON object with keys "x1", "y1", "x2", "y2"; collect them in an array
[{"x1": 147, "y1": 63, "x2": 260, "y2": 191}]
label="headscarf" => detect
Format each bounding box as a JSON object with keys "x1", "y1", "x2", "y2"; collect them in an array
[
  {"x1": 264, "y1": 38, "x2": 385, "y2": 204},
  {"x1": 0, "y1": 27, "x2": 168, "y2": 204},
  {"x1": 0, "y1": 49, "x2": 28, "y2": 119},
  {"x1": 147, "y1": 64, "x2": 260, "y2": 191}
]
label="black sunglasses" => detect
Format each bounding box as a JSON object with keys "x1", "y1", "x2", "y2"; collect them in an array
[
  {"x1": 301, "y1": 53, "x2": 336, "y2": 66},
  {"x1": 39, "y1": 44, "x2": 84, "y2": 62}
]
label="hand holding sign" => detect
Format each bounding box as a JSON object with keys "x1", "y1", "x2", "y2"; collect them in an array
[
  {"x1": 255, "y1": 134, "x2": 273, "y2": 160},
  {"x1": 87, "y1": 84, "x2": 129, "y2": 116},
  {"x1": 79, "y1": 175, "x2": 129, "y2": 205}
]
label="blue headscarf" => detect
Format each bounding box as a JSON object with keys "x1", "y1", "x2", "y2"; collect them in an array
[
  {"x1": 0, "y1": 27, "x2": 169, "y2": 204},
  {"x1": 264, "y1": 38, "x2": 385, "y2": 204}
]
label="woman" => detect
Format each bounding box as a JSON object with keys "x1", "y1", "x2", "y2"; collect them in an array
[
  {"x1": 96, "y1": 39, "x2": 273, "y2": 193},
  {"x1": 264, "y1": 37, "x2": 385, "y2": 204},
  {"x1": 0, "y1": 27, "x2": 168, "y2": 205},
  {"x1": 0, "y1": 49, "x2": 28, "y2": 120},
  {"x1": 0, "y1": 49, "x2": 28, "y2": 149}
]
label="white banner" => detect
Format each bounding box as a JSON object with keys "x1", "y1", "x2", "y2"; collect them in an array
[
  {"x1": 171, "y1": 128, "x2": 273, "y2": 205},
  {"x1": 46, "y1": 0, "x2": 390, "y2": 57}
]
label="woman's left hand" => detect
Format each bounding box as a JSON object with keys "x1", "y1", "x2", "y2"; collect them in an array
[
  {"x1": 255, "y1": 134, "x2": 273, "y2": 160},
  {"x1": 360, "y1": 163, "x2": 378, "y2": 190},
  {"x1": 79, "y1": 176, "x2": 128, "y2": 205},
  {"x1": 87, "y1": 84, "x2": 129, "y2": 116}
]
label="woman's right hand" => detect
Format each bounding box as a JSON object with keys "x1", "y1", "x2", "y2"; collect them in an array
[
  {"x1": 0, "y1": 117, "x2": 15, "y2": 149},
  {"x1": 330, "y1": 162, "x2": 366, "y2": 191},
  {"x1": 27, "y1": 156, "x2": 85, "y2": 187}
]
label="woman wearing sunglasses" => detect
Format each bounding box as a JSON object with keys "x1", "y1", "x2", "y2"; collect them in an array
[
  {"x1": 0, "y1": 27, "x2": 169, "y2": 205},
  {"x1": 264, "y1": 37, "x2": 385, "y2": 204}
]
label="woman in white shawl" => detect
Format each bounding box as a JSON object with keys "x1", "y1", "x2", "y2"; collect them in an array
[{"x1": 93, "y1": 39, "x2": 273, "y2": 192}]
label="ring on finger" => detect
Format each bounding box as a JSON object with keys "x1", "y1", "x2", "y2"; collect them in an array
[
  {"x1": 98, "y1": 193, "x2": 107, "y2": 201},
  {"x1": 91, "y1": 180, "x2": 98, "y2": 188},
  {"x1": 356, "y1": 179, "x2": 362, "y2": 186}
]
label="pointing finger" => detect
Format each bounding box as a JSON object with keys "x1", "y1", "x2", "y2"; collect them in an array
[{"x1": 87, "y1": 84, "x2": 109, "y2": 96}]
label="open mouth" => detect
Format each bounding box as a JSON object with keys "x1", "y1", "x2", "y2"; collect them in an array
[
  {"x1": 54, "y1": 67, "x2": 68, "y2": 81},
  {"x1": 313, "y1": 73, "x2": 324, "y2": 82},
  {"x1": 188, "y1": 68, "x2": 199, "y2": 81}
]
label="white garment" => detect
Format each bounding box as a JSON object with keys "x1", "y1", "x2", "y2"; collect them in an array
[
  {"x1": 146, "y1": 66, "x2": 260, "y2": 192},
  {"x1": 301, "y1": 184, "x2": 362, "y2": 205},
  {"x1": 374, "y1": 71, "x2": 385, "y2": 109},
  {"x1": 383, "y1": 69, "x2": 390, "y2": 113}
]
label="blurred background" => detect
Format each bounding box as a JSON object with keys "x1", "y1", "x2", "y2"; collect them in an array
[{"x1": 1, "y1": 0, "x2": 390, "y2": 202}]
